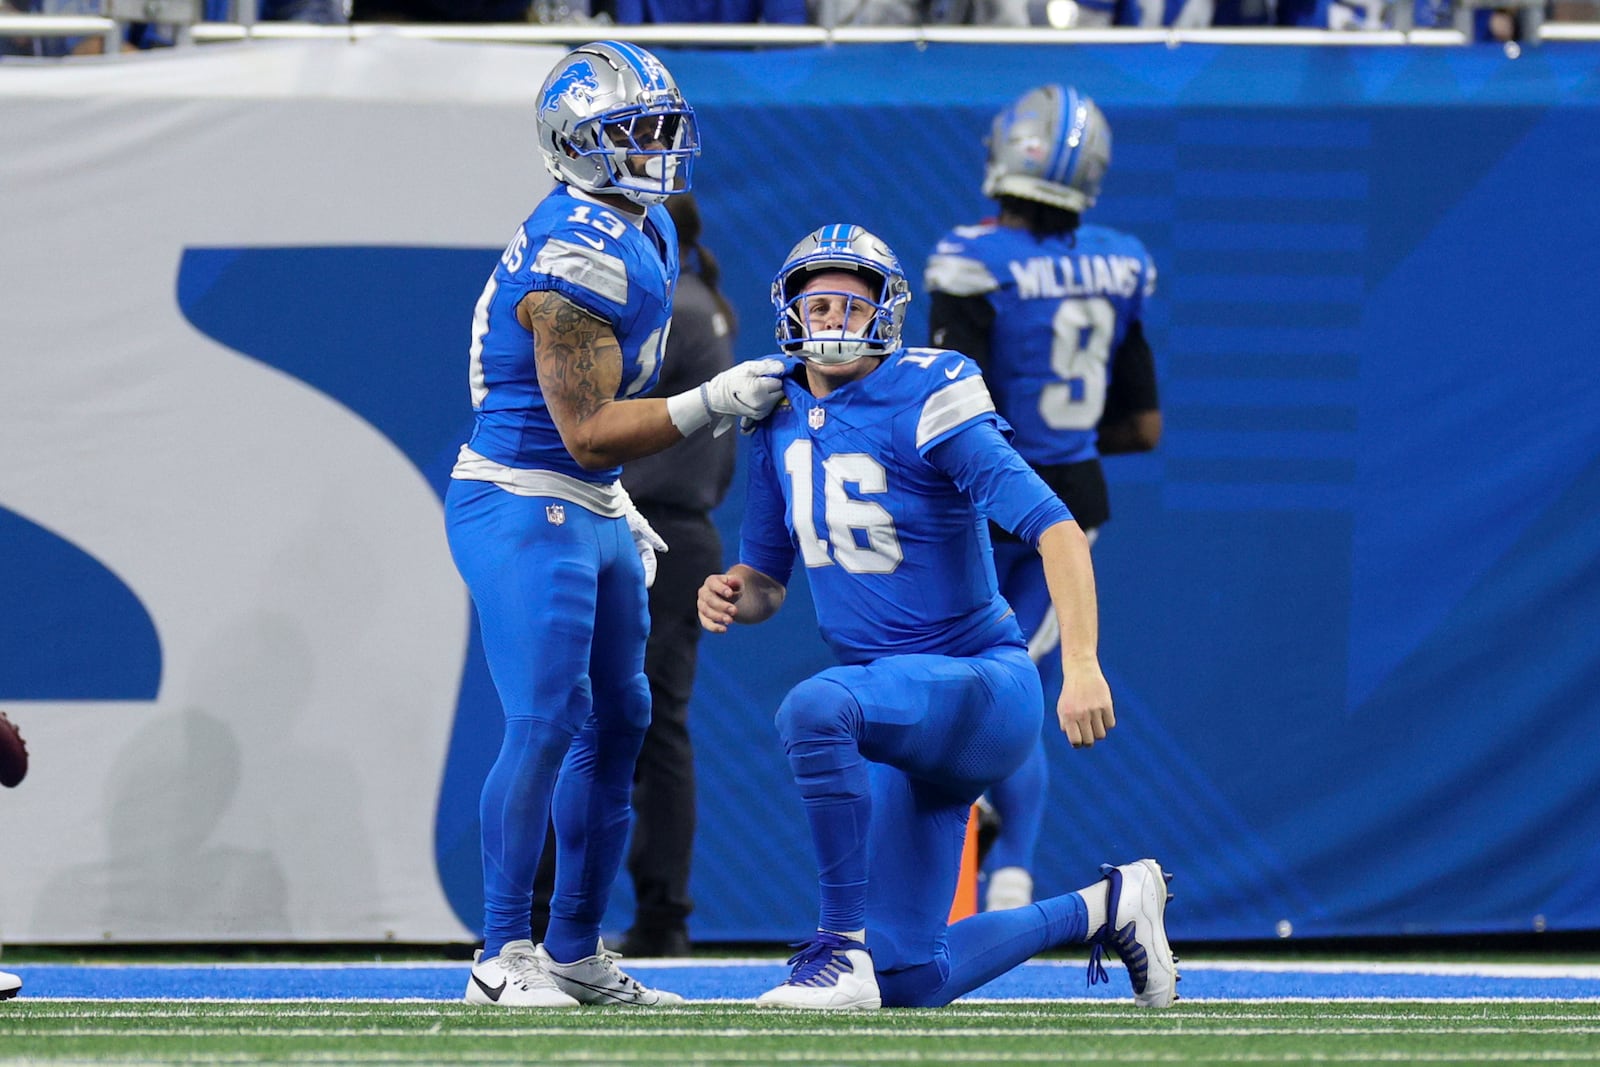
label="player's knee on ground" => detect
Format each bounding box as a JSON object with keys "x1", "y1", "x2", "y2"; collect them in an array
[{"x1": 876, "y1": 956, "x2": 955, "y2": 1008}]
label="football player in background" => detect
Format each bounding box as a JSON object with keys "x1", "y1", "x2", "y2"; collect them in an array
[
  {"x1": 698, "y1": 225, "x2": 1176, "y2": 1010},
  {"x1": 445, "y1": 40, "x2": 784, "y2": 1008},
  {"x1": 924, "y1": 85, "x2": 1162, "y2": 912}
]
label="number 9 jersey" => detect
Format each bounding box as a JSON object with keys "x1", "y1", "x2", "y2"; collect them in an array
[
  {"x1": 739, "y1": 351, "x2": 1070, "y2": 666},
  {"x1": 924, "y1": 222, "x2": 1155, "y2": 467}
]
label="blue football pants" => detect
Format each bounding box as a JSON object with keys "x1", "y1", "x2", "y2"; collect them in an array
[
  {"x1": 986, "y1": 539, "x2": 1057, "y2": 875},
  {"x1": 773, "y1": 645, "x2": 1089, "y2": 1006},
  {"x1": 444, "y1": 479, "x2": 651, "y2": 962},
  {"x1": 987, "y1": 527, "x2": 1098, "y2": 879}
]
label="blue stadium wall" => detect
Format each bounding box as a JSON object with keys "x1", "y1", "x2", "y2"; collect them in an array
[
  {"x1": 633, "y1": 44, "x2": 1600, "y2": 943},
  {"x1": 6, "y1": 41, "x2": 1598, "y2": 944}
]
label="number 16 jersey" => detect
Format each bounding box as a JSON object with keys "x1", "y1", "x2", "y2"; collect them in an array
[{"x1": 740, "y1": 351, "x2": 1037, "y2": 666}]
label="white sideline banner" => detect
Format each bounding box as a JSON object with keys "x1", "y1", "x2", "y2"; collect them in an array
[{"x1": 0, "y1": 37, "x2": 563, "y2": 942}]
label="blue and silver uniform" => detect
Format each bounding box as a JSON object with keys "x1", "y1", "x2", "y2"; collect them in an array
[
  {"x1": 924, "y1": 221, "x2": 1155, "y2": 467},
  {"x1": 445, "y1": 185, "x2": 678, "y2": 961},
  {"x1": 458, "y1": 185, "x2": 678, "y2": 486},
  {"x1": 739, "y1": 348, "x2": 1080, "y2": 1005},
  {"x1": 926, "y1": 220, "x2": 1155, "y2": 888},
  {"x1": 743, "y1": 352, "x2": 1026, "y2": 664}
]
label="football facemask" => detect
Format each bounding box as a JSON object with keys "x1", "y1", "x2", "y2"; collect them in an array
[
  {"x1": 537, "y1": 41, "x2": 700, "y2": 206},
  {"x1": 772, "y1": 224, "x2": 911, "y2": 367}
]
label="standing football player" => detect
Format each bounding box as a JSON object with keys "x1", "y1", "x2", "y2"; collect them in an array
[
  {"x1": 924, "y1": 85, "x2": 1162, "y2": 912},
  {"x1": 698, "y1": 224, "x2": 1176, "y2": 1009},
  {"x1": 446, "y1": 40, "x2": 784, "y2": 1007}
]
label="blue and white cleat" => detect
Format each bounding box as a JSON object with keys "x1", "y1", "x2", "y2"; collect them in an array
[
  {"x1": 0, "y1": 970, "x2": 19, "y2": 1001},
  {"x1": 757, "y1": 932, "x2": 881, "y2": 1010},
  {"x1": 1088, "y1": 858, "x2": 1179, "y2": 1008}
]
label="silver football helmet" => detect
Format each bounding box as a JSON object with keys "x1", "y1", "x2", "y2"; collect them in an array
[
  {"x1": 772, "y1": 224, "x2": 912, "y2": 366},
  {"x1": 982, "y1": 85, "x2": 1111, "y2": 213},
  {"x1": 536, "y1": 40, "x2": 700, "y2": 206}
]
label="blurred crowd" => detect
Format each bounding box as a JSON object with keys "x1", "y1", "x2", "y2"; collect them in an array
[{"x1": 2, "y1": 0, "x2": 1596, "y2": 57}]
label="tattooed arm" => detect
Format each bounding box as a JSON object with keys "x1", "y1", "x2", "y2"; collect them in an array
[{"x1": 519, "y1": 291, "x2": 683, "y2": 471}]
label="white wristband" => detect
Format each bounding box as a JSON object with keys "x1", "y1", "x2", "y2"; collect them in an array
[{"x1": 667, "y1": 387, "x2": 713, "y2": 437}]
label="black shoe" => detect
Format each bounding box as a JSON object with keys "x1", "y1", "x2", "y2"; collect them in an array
[{"x1": 617, "y1": 926, "x2": 691, "y2": 957}]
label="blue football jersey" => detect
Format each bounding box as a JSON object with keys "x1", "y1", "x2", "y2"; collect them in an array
[
  {"x1": 924, "y1": 222, "x2": 1155, "y2": 466},
  {"x1": 463, "y1": 186, "x2": 679, "y2": 483},
  {"x1": 740, "y1": 350, "x2": 1028, "y2": 665}
]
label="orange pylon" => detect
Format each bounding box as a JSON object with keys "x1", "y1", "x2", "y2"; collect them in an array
[{"x1": 948, "y1": 803, "x2": 981, "y2": 923}]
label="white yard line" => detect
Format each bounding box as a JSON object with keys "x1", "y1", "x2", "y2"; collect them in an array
[
  {"x1": 15, "y1": 994, "x2": 1600, "y2": 1006},
  {"x1": 1181, "y1": 960, "x2": 1600, "y2": 979},
  {"x1": 20, "y1": 957, "x2": 1600, "y2": 979},
  {"x1": 8, "y1": 1024, "x2": 1600, "y2": 1037}
]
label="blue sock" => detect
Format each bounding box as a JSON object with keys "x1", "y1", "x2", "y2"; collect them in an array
[
  {"x1": 480, "y1": 718, "x2": 572, "y2": 959},
  {"x1": 543, "y1": 718, "x2": 648, "y2": 963},
  {"x1": 778, "y1": 679, "x2": 870, "y2": 935},
  {"x1": 792, "y1": 740, "x2": 871, "y2": 934},
  {"x1": 985, "y1": 542, "x2": 1053, "y2": 880},
  {"x1": 986, "y1": 738, "x2": 1047, "y2": 873}
]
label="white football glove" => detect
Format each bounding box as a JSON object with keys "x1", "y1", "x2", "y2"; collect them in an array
[
  {"x1": 620, "y1": 492, "x2": 668, "y2": 588},
  {"x1": 667, "y1": 358, "x2": 786, "y2": 438}
]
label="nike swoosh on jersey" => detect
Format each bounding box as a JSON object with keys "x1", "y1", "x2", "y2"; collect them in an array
[
  {"x1": 945, "y1": 365, "x2": 963, "y2": 379},
  {"x1": 574, "y1": 232, "x2": 605, "y2": 251},
  {"x1": 472, "y1": 974, "x2": 508, "y2": 1001}
]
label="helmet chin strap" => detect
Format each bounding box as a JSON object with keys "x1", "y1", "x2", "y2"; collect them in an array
[
  {"x1": 641, "y1": 156, "x2": 679, "y2": 181},
  {"x1": 602, "y1": 149, "x2": 682, "y2": 204},
  {"x1": 803, "y1": 351, "x2": 886, "y2": 370},
  {"x1": 801, "y1": 329, "x2": 883, "y2": 366}
]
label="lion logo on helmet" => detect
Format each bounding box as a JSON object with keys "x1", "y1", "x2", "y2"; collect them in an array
[{"x1": 542, "y1": 60, "x2": 601, "y2": 114}]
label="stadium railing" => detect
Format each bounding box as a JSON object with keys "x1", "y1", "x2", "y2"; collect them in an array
[{"x1": 3, "y1": 3, "x2": 1600, "y2": 50}]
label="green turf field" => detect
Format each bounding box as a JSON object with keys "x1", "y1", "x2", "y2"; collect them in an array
[{"x1": 4, "y1": 1000, "x2": 1599, "y2": 1065}]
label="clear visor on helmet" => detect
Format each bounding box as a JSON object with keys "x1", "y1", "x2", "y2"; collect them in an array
[
  {"x1": 587, "y1": 103, "x2": 700, "y2": 201},
  {"x1": 779, "y1": 282, "x2": 890, "y2": 366}
]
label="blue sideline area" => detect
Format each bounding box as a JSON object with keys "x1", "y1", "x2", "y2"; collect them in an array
[
  {"x1": 395, "y1": 44, "x2": 1600, "y2": 944},
  {"x1": 7, "y1": 962, "x2": 1600, "y2": 1001}
]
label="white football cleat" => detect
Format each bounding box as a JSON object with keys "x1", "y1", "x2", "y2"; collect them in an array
[
  {"x1": 985, "y1": 866, "x2": 1034, "y2": 911},
  {"x1": 1088, "y1": 858, "x2": 1178, "y2": 1008},
  {"x1": 757, "y1": 933, "x2": 881, "y2": 1010},
  {"x1": 464, "y1": 940, "x2": 578, "y2": 1007},
  {"x1": 0, "y1": 970, "x2": 19, "y2": 1001},
  {"x1": 535, "y1": 941, "x2": 685, "y2": 1006}
]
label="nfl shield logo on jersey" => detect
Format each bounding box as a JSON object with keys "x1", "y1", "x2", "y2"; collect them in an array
[
  {"x1": 808, "y1": 407, "x2": 826, "y2": 430},
  {"x1": 545, "y1": 504, "x2": 566, "y2": 526}
]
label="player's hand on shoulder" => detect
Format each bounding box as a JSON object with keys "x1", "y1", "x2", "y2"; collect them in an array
[
  {"x1": 697, "y1": 572, "x2": 744, "y2": 633},
  {"x1": 701, "y1": 358, "x2": 786, "y2": 436},
  {"x1": 1057, "y1": 658, "x2": 1115, "y2": 748}
]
